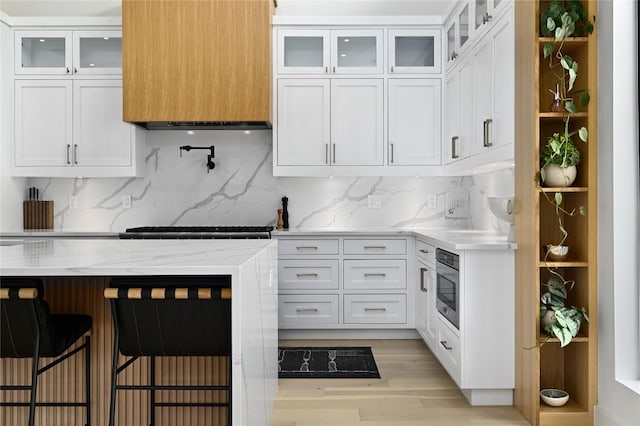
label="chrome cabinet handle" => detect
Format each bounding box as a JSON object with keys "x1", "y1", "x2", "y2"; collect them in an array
[
  {"x1": 296, "y1": 307, "x2": 319, "y2": 312},
  {"x1": 332, "y1": 143, "x2": 336, "y2": 163},
  {"x1": 332, "y1": 66, "x2": 336, "y2": 73},
  {"x1": 483, "y1": 119, "x2": 493, "y2": 147},
  {"x1": 440, "y1": 340, "x2": 453, "y2": 351},
  {"x1": 296, "y1": 246, "x2": 318, "y2": 250},
  {"x1": 66, "y1": 144, "x2": 71, "y2": 164},
  {"x1": 450, "y1": 52, "x2": 458, "y2": 60},
  {"x1": 419, "y1": 249, "x2": 430, "y2": 254},
  {"x1": 73, "y1": 144, "x2": 78, "y2": 164},
  {"x1": 66, "y1": 67, "x2": 70, "y2": 74},
  {"x1": 364, "y1": 273, "x2": 386, "y2": 277},
  {"x1": 390, "y1": 143, "x2": 395, "y2": 164},
  {"x1": 390, "y1": 65, "x2": 394, "y2": 73},
  {"x1": 420, "y1": 267, "x2": 428, "y2": 292},
  {"x1": 364, "y1": 246, "x2": 386, "y2": 250},
  {"x1": 73, "y1": 67, "x2": 78, "y2": 74},
  {"x1": 452, "y1": 136, "x2": 459, "y2": 159},
  {"x1": 296, "y1": 273, "x2": 319, "y2": 277},
  {"x1": 483, "y1": 12, "x2": 492, "y2": 24},
  {"x1": 325, "y1": 144, "x2": 329, "y2": 164},
  {"x1": 364, "y1": 307, "x2": 386, "y2": 312},
  {"x1": 325, "y1": 66, "x2": 328, "y2": 74}
]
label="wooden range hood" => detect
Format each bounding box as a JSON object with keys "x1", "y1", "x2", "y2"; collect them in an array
[{"x1": 122, "y1": 0, "x2": 274, "y2": 129}]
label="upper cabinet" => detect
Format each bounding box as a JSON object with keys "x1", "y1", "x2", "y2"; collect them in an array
[
  {"x1": 473, "y1": 0, "x2": 509, "y2": 37},
  {"x1": 277, "y1": 29, "x2": 383, "y2": 75},
  {"x1": 388, "y1": 29, "x2": 441, "y2": 74},
  {"x1": 445, "y1": 3, "x2": 471, "y2": 69},
  {"x1": 15, "y1": 30, "x2": 122, "y2": 75}
]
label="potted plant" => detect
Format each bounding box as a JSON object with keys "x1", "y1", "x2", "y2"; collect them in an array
[
  {"x1": 539, "y1": 1, "x2": 593, "y2": 187},
  {"x1": 540, "y1": 276, "x2": 589, "y2": 347}
]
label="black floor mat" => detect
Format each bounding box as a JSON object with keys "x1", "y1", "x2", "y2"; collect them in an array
[{"x1": 278, "y1": 347, "x2": 380, "y2": 379}]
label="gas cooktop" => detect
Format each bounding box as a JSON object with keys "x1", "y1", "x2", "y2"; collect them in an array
[{"x1": 119, "y1": 226, "x2": 274, "y2": 239}]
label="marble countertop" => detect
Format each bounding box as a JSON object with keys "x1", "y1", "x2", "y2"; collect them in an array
[
  {"x1": 0, "y1": 239, "x2": 277, "y2": 276},
  {"x1": 273, "y1": 228, "x2": 516, "y2": 250},
  {"x1": 1, "y1": 229, "x2": 119, "y2": 238}
]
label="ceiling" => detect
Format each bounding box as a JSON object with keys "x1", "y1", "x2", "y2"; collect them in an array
[{"x1": 0, "y1": 0, "x2": 452, "y2": 17}]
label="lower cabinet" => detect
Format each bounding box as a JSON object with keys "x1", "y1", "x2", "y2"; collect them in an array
[
  {"x1": 417, "y1": 246, "x2": 515, "y2": 406},
  {"x1": 13, "y1": 79, "x2": 145, "y2": 177},
  {"x1": 277, "y1": 235, "x2": 412, "y2": 329}
]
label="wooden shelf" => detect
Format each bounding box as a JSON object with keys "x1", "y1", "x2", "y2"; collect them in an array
[
  {"x1": 537, "y1": 186, "x2": 588, "y2": 193},
  {"x1": 538, "y1": 36, "x2": 589, "y2": 44},
  {"x1": 538, "y1": 112, "x2": 588, "y2": 119},
  {"x1": 540, "y1": 397, "x2": 588, "y2": 414},
  {"x1": 538, "y1": 261, "x2": 589, "y2": 268},
  {"x1": 540, "y1": 336, "x2": 589, "y2": 344}
]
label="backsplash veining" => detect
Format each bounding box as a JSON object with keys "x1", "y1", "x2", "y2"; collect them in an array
[{"x1": 27, "y1": 132, "x2": 506, "y2": 232}]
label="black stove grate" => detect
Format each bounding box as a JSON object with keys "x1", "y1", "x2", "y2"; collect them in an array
[{"x1": 119, "y1": 226, "x2": 274, "y2": 240}]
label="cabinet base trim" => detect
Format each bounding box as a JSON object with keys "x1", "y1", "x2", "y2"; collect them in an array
[
  {"x1": 461, "y1": 388, "x2": 513, "y2": 406},
  {"x1": 278, "y1": 329, "x2": 420, "y2": 340}
]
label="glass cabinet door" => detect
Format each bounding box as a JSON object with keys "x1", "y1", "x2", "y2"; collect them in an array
[
  {"x1": 475, "y1": 0, "x2": 489, "y2": 30},
  {"x1": 388, "y1": 29, "x2": 441, "y2": 74},
  {"x1": 331, "y1": 30, "x2": 383, "y2": 74},
  {"x1": 73, "y1": 31, "x2": 122, "y2": 74},
  {"x1": 15, "y1": 31, "x2": 72, "y2": 75},
  {"x1": 446, "y1": 21, "x2": 458, "y2": 65},
  {"x1": 277, "y1": 30, "x2": 330, "y2": 74},
  {"x1": 459, "y1": 4, "x2": 470, "y2": 50}
]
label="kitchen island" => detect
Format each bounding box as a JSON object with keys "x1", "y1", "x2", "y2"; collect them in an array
[{"x1": 0, "y1": 239, "x2": 278, "y2": 426}]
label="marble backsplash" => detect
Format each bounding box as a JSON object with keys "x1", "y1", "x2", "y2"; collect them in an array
[{"x1": 26, "y1": 131, "x2": 512, "y2": 233}]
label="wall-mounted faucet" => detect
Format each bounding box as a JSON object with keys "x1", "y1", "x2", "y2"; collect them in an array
[{"x1": 179, "y1": 145, "x2": 215, "y2": 173}]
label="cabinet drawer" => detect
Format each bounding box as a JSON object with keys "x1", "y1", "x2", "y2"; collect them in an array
[
  {"x1": 416, "y1": 239, "x2": 436, "y2": 264},
  {"x1": 436, "y1": 317, "x2": 461, "y2": 386},
  {"x1": 278, "y1": 239, "x2": 339, "y2": 255},
  {"x1": 344, "y1": 294, "x2": 407, "y2": 324},
  {"x1": 344, "y1": 259, "x2": 406, "y2": 290},
  {"x1": 279, "y1": 295, "x2": 339, "y2": 328},
  {"x1": 344, "y1": 239, "x2": 406, "y2": 255},
  {"x1": 279, "y1": 259, "x2": 339, "y2": 290}
]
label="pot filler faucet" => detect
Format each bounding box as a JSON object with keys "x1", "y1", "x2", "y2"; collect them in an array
[{"x1": 179, "y1": 145, "x2": 215, "y2": 173}]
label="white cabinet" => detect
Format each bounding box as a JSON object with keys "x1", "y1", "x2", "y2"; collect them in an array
[
  {"x1": 444, "y1": 57, "x2": 473, "y2": 164},
  {"x1": 277, "y1": 235, "x2": 413, "y2": 330},
  {"x1": 472, "y1": 15, "x2": 514, "y2": 154},
  {"x1": 388, "y1": 79, "x2": 441, "y2": 166},
  {"x1": 445, "y1": 3, "x2": 471, "y2": 70},
  {"x1": 472, "y1": 0, "x2": 509, "y2": 38},
  {"x1": 13, "y1": 79, "x2": 144, "y2": 177},
  {"x1": 388, "y1": 29, "x2": 441, "y2": 74},
  {"x1": 277, "y1": 29, "x2": 383, "y2": 75},
  {"x1": 15, "y1": 30, "x2": 122, "y2": 75},
  {"x1": 276, "y1": 79, "x2": 383, "y2": 167},
  {"x1": 331, "y1": 79, "x2": 384, "y2": 166},
  {"x1": 417, "y1": 256, "x2": 437, "y2": 348},
  {"x1": 276, "y1": 79, "x2": 330, "y2": 166}
]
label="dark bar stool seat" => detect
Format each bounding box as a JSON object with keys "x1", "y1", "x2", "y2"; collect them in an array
[
  {"x1": 106, "y1": 277, "x2": 232, "y2": 426},
  {"x1": 0, "y1": 277, "x2": 92, "y2": 426}
]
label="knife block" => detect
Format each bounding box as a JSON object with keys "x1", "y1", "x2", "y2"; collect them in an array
[{"x1": 23, "y1": 200, "x2": 54, "y2": 230}]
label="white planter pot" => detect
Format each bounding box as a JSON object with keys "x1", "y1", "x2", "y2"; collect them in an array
[{"x1": 542, "y1": 164, "x2": 577, "y2": 187}]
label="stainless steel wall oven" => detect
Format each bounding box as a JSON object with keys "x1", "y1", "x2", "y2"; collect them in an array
[{"x1": 436, "y1": 248, "x2": 459, "y2": 329}]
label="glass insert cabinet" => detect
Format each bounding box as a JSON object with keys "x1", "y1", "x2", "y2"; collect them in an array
[
  {"x1": 15, "y1": 30, "x2": 122, "y2": 75},
  {"x1": 277, "y1": 28, "x2": 441, "y2": 75}
]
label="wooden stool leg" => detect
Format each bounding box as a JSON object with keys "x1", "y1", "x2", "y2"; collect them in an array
[
  {"x1": 28, "y1": 336, "x2": 41, "y2": 426},
  {"x1": 85, "y1": 336, "x2": 91, "y2": 426}
]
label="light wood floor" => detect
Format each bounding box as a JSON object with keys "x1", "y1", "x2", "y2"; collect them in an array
[{"x1": 269, "y1": 339, "x2": 530, "y2": 426}]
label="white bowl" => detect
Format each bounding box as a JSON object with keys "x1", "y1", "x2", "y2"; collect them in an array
[{"x1": 540, "y1": 388, "x2": 569, "y2": 407}]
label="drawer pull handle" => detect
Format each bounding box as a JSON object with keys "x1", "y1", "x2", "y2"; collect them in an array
[
  {"x1": 364, "y1": 273, "x2": 386, "y2": 277},
  {"x1": 296, "y1": 246, "x2": 318, "y2": 250},
  {"x1": 296, "y1": 273, "x2": 319, "y2": 277},
  {"x1": 364, "y1": 307, "x2": 386, "y2": 312},
  {"x1": 296, "y1": 307, "x2": 319, "y2": 312},
  {"x1": 418, "y1": 249, "x2": 430, "y2": 254},
  {"x1": 364, "y1": 246, "x2": 386, "y2": 250},
  {"x1": 440, "y1": 340, "x2": 453, "y2": 351},
  {"x1": 420, "y1": 267, "x2": 428, "y2": 292}
]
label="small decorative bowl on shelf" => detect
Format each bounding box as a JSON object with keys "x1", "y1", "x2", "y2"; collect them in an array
[
  {"x1": 545, "y1": 244, "x2": 569, "y2": 261},
  {"x1": 540, "y1": 388, "x2": 569, "y2": 407}
]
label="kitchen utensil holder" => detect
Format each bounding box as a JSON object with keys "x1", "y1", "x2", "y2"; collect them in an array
[{"x1": 23, "y1": 201, "x2": 54, "y2": 230}]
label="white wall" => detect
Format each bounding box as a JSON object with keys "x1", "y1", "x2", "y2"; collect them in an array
[
  {"x1": 0, "y1": 18, "x2": 26, "y2": 230},
  {"x1": 596, "y1": 1, "x2": 640, "y2": 425}
]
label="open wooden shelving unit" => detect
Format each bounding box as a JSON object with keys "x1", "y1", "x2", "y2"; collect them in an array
[{"x1": 514, "y1": 1, "x2": 598, "y2": 425}]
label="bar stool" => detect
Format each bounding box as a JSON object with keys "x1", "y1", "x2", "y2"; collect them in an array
[
  {"x1": 0, "y1": 278, "x2": 92, "y2": 426},
  {"x1": 105, "y1": 277, "x2": 232, "y2": 426}
]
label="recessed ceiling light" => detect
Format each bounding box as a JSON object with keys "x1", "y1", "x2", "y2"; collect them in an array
[
  {"x1": 243, "y1": 130, "x2": 251, "y2": 135},
  {"x1": 344, "y1": 38, "x2": 350, "y2": 42},
  {"x1": 104, "y1": 37, "x2": 109, "y2": 40},
  {"x1": 187, "y1": 130, "x2": 195, "y2": 135},
  {"x1": 89, "y1": 63, "x2": 95, "y2": 67},
  {"x1": 340, "y1": 53, "x2": 347, "y2": 57},
  {"x1": 39, "y1": 39, "x2": 45, "y2": 42}
]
